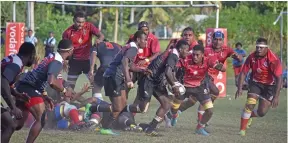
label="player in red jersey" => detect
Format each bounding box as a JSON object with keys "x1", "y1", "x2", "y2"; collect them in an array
[
  {"x1": 169, "y1": 45, "x2": 226, "y2": 136},
  {"x1": 62, "y1": 11, "x2": 104, "y2": 93},
  {"x1": 235, "y1": 38, "x2": 282, "y2": 136},
  {"x1": 1, "y1": 42, "x2": 36, "y2": 143},
  {"x1": 171, "y1": 31, "x2": 242, "y2": 127}
]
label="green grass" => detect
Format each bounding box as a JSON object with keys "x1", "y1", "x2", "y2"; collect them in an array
[{"x1": 10, "y1": 75, "x2": 287, "y2": 143}]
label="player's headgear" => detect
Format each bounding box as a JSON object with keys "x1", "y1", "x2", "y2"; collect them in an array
[
  {"x1": 57, "y1": 39, "x2": 73, "y2": 51},
  {"x1": 213, "y1": 31, "x2": 224, "y2": 39},
  {"x1": 138, "y1": 21, "x2": 149, "y2": 30}
]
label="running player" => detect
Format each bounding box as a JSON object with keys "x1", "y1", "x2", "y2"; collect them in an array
[
  {"x1": 235, "y1": 38, "x2": 282, "y2": 136},
  {"x1": 172, "y1": 31, "x2": 243, "y2": 127},
  {"x1": 233, "y1": 42, "x2": 246, "y2": 86},
  {"x1": 88, "y1": 41, "x2": 122, "y2": 100},
  {"x1": 13, "y1": 40, "x2": 75, "y2": 143},
  {"x1": 84, "y1": 30, "x2": 149, "y2": 135},
  {"x1": 170, "y1": 45, "x2": 225, "y2": 136},
  {"x1": 62, "y1": 11, "x2": 104, "y2": 93},
  {"x1": 1, "y1": 42, "x2": 36, "y2": 143},
  {"x1": 120, "y1": 40, "x2": 190, "y2": 136}
]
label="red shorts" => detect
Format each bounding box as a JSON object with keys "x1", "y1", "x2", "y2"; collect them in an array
[
  {"x1": 25, "y1": 97, "x2": 44, "y2": 109},
  {"x1": 233, "y1": 66, "x2": 242, "y2": 76}
]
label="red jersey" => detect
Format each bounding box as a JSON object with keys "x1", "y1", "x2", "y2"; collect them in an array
[
  {"x1": 205, "y1": 46, "x2": 235, "y2": 76},
  {"x1": 183, "y1": 55, "x2": 218, "y2": 87},
  {"x1": 127, "y1": 33, "x2": 160, "y2": 66},
  {"x1": 241, "y1": 49, "x2": 282, "y2": 85},
  {"x1": 62, "y1": 22, "x2": 100, "y2": 60}
]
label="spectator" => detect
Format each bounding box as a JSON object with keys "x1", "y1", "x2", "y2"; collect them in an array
[
  {"x1": 24, "y1": 29, "x2": 38, "y2": 46},
  {"x1": 232, "y1": 42, "x2": 247, "y2": 86},
  {"x1": 44, "y1": 31, "x2": 56, "y2": 57}
]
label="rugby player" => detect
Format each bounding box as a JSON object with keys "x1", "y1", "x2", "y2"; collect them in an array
[
  {"x1": 172, "y1": 31, "x2": 243, "y2": 126},
  {"x1": 120, "y1": 40, "x2": 190, "y2": 136},
  {"x1": 84, "y1": 30, "x2": 149, "y2": 135},
  {"x1": 235, "y1": 38, "x2": 282, "y2": 136},
  {"x1": 88, "y1": 41, "x2": 122, "y2": 100},
  {"x1": 233, "y1": 42, "x2": 247, "y2": 86},
  {"x1": 62, "y1": 11, "x2": 104, "y2": 94},
  {"x1": 13, "y1": 40, "x2": 75, "y2": 143},
  {"x1": 1, "y1": 42, "x2": 36, "y2": 143},
  {"x1": 170, "y1": 45, "x2": 225, "y2": 136}
]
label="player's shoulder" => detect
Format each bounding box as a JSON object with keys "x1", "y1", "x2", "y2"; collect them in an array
[
  {"x1": 267, "y1": 49, "x2": 280, "y2": 62},
  {"x1": 63, "y1": 25, "x2": 74, "y2": 33},
  {"x1": 148, "y1": 33, "x2": 158, "y2": 40},
  {"x1": 2, "y1": 54, "x2": 23, "y2": 68}
]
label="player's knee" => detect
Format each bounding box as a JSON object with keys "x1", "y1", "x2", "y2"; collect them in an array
[
  {"x1": 257, "y1": 109, "x2": 267, "y2": 117},
  {"x1": 203, "y1": 101, "x2": 214, "y2": 115},
  {"x1": 138, "y1": 102, "x2": 149, "y2": 113},
  {"x1": 205, "y1": 108, "x2": 213, "y2": 116},
  {"x1": 171, "y1": 101, "x2": 181, "y2": 110}
]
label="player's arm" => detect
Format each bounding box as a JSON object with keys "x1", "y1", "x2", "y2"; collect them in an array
[
  {"x1": 91, "y1": 23, "x2": 105, "y2": 42},
  {"x1": 90, "y1": 46, "x2": 98, "y2": 74},
  {"x1": 229, "y1": 48, "x2": 243, "y2": 61},
  {"x1": 62, "y1": 29, "x2": 69, "y2": 40},
  {"x1": 47, "y1": 61, "x2": 66, "y2": 92},
  {"x1": 148, "y1": 38, "x2": 161, "y2": 62},
  {"x1": 165, "y1": 53, "x2": 178, "y2": 86},
  {"x1": 271, "y1": 60, "x2": 283, "y2": 99},
  {"x1": 209, "y1": 58, "x2": 226, "y2": 72},
  {"x1": 122, "y1": 47, "x2": 138, "y2": 82},
  {"x1": 237, "y1": 55, "x2": 252, "y2": 91},
  {"x1": 1, "y1": 64, "x2": 20, "y2": 109}
]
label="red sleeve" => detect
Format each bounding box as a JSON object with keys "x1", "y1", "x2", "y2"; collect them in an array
[
  {"x1": 270, "y1": 60, "x2": 283, "y2": 77},
  {"x1": 90, "y1": 23, "x2": 100, "y2": 36},
  {"x1": 62, "y1": 29, "x2": 70, "y2": 39},
  {"x1": 151, "y1": 37, "x2": 161, "y2": 54},
  {"x1": 241, "y1": 54, "x2": 252, "y2": 74},
  {"x1": 207, "y1": 57, "x2": 218, "y2": 68}
]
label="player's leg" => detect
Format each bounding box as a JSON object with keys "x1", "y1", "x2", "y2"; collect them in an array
[
  {"x1": 67, "y1": 59, "x2": 81, "y2": 90},
  {"x1": 145, "y1": 88, "x2": 171, "y2": 136},
  {"x1": 25, "y1": 97, "x2": 46, "y2": 143},
  {"x1": 239, "y1": 81, "x2": 261, "y2": 136},
  {"x1": 1, "y1": 109, "x2": 23, "y2": 143}
]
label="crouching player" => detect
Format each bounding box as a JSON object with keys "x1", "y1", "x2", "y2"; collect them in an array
[{"x1": 235, "y1": 38, "x2": 282, "y2": 136}]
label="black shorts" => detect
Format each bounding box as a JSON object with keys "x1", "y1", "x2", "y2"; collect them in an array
[
  {"x1": 94, "y1": 66, "x2": 108, "y2": 87},
  {"x1": 68, "y1": 59, "x2": 91, "y2": 76},
  {"x1": 137, "y1": 77, "x2": 168, "y2": 102},
  {"x1": 103, "y1": 76, "x2": 126, "y2": 97},
  {"x1": 132, "y1": 72, "x2": 145, "y2": 84},
  {"x1": 248, "y1": 80, "x2": 276, "y2": 102},
  {"x1": 15, "y1": 83, "x2": 44, "y2": 109},
  {"x1": 184, "y1": 84, "x2": 210, "y2": 104}
]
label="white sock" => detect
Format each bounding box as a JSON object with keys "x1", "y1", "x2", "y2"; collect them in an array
[{"x1": 93, "y1": 93, "x2": 103, "y2": 100}]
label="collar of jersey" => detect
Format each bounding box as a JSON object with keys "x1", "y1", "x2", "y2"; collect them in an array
[
  {"x1": 172, "y1": 48, "x2": 179, "y2": 58},
  {"x1": 54, "y1": 52, "x2": 64, "y2": 63},
  {"x1": 129, "y1": 42, "x2": 138, "y2": 49}
]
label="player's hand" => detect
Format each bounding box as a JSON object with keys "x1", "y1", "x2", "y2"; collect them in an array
[
  {"x1": 18, "y1": 92, "x2": 31, "y2": 102},
  {"x1": 88, "y1": 70, "x2": 95, "y2": 83},
  {"x1": 44, "y1": 96, "x2": 54, "y2": 111},
  {"x1": 172, "y1": 86, "x2": 181, "y2": 96},
  {"x1": 95, "y1": 39, "x2": 102, "y2": 44},
  {"x1": 271, "y1": 96, "x2": 279, "y2": 108},
  {"x1": 11, "y1": 107, "x2": 23, "y2": 119},
  {"x1": 137, "y1": 60, "x2": 147, "y2": 66},
  {"x1": 127, "y1": 81, "x2": 134, "y2": 89},
  {"x1": 143, "y1": 69, "x2": 153, "y2": 76},
  {"x1": 63, "y1": 60, "x2": 69, "y2": 72},
  {"x1": 81, "y1": 83, "x2": 93, "y2": 93},
  {"x1": 235, "y1": 88, "x2": 243, "y2": 99}
]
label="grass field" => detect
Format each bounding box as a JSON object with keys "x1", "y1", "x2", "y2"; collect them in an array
[{"x1": 10, "y1": 75, "x2": 287, "y2": 143}]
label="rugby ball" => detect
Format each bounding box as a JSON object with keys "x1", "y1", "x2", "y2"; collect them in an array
[{"x1": 166, "y1": 82, "x2": 186, "y2": 96}]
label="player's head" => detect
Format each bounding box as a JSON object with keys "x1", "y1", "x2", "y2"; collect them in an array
[
  {"x1": 175, "y1": 40, "x2": 189, "y2": 59},
  {"x1": 212, "y1": 31, "x2": 224, "y2": 49},
  {"x1": 57, "y1": 39, "x2": 74, "y2": 60},
  {"x1": 138, "y1": 21, "x2": 149, "y2": 35},
  {"x1": 18, "y1": 42, "x2": 36, "y2": 67},
  {"x1": 28, "y1": 29, "x2": 33, "y2": 36},
  {"x1": 73, "y1": 11, "x2": 86, "y2": 30},
  {"x1": 235, "y1": 42, "x2": 242, "y2": 49},
  {"x1": 255, "y1": 37, "x2": 268, "y2": 57},
  {"x1": 192, "y1": 44, "x2": 205, "y2": 64},
  {"x1": 133, "y1": 30, "x2": 147, "y2": 49},
  {"x1": 182, "y1": 27, "x2": 195, "y2": 45}
]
